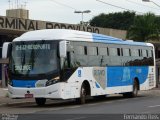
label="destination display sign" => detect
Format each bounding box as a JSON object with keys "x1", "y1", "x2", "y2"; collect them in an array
[{"x1": 15, "y1": 44, "x2": 51, "y2": 51}]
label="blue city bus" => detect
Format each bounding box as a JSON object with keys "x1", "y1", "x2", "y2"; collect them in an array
[{"x1": 2, "y1": 29, "x2": 156, "y2": 106}]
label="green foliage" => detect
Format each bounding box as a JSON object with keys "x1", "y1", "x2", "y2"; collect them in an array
[
  {"x1": 90, "y1": 11, "x2": 135, "y2": 30},
  {"x1": 127, "y1": 13, "x2": 160, "y2": 42}
]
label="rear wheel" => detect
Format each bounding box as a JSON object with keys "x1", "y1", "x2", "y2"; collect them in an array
[
  {"x1": 35, "y1": 98, "x2": 46, "y2": 106},
  {"x1": 123, "y1": 80, "x2": 139, "y2": 98},
  {"x1": 132, "y1": 80, "x2": 138, "y2": 97}
]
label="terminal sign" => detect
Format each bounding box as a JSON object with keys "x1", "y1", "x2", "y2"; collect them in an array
[{"x1": 0, "y1": 16, "x2": 100, "y2": 33}]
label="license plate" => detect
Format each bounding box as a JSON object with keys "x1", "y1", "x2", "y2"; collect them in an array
[{"x1": 25, "y1": 94, "x2": 33, "y2": 98}]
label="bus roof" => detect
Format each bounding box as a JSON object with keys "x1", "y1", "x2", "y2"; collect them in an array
[{"x1": 13, "y1": 29, "x2": 152, "y2": 47}]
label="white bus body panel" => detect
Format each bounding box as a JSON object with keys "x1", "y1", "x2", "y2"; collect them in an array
[{"x1": 8, "y1": 66, "x2": 156, "y2": 99}]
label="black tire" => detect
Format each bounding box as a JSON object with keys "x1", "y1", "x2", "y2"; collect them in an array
[
  {"x1": 132, "y1": 80, "x2": 138, "y2": 97},
  {"x1": 35, "y1": 98, "x2": 46, "y2": 106},
  {"x1": 76, "y1": 84, "x2": 87, "y2": 104},
  {"x1": 123, "y1": 80, "x2": 138, "y2": 98}
]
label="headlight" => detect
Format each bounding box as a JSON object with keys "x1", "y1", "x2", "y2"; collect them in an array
[{"x1": 46, "y1": 79, "x2": 59, "y2": 86}]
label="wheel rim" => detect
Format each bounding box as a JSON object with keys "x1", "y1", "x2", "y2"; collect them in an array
[
  {"x1": 133, "y1": 83, "x2": 138, "y2": 96},
  {"x1": 81, "y1": 87, "x2": 86, "y2": 97}
]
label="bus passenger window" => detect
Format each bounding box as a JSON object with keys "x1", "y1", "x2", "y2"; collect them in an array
[
  {"x1": 148, "y1": 50, "x2": 153, "y2": 57},
  {"x1": 109, "y1": 48, "x2": 117, "y2": 56},
  {"x1": 99, "y1": 47, "x2": 107, "y2": 56},
  {"x1": 142, "y1": 50, "x2": 147, "y2": 57},
  {"x1": 88, "y1": 47, "x2": 97, "y2": 55},
  {"x1": 76, "y1": 46, "x2": 84, "y2": 55},
  {"x1": 123, "y1": 48, "x2": 130, "y2": 56}
]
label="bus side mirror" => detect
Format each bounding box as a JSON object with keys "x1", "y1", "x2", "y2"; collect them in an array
[
  {"x1": 2, "y1": 42, "x2": 11, "y2": 59},
  {"x1": 59, "y1": 41, "x2": 67, "y2": 58}
]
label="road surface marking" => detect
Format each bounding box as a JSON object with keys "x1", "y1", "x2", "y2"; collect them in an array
[
  {"x1": 148, "y1": 105, "x2": 160, "y2": 108},
  {"x1": 68, "y1": 106, "x2": 81, "y2": 109},
  {"x1": 51, "y1": 108, "x2": 64, "y2": 111}
]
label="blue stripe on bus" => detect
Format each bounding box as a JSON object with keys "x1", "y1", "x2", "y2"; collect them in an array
[
  {"x1": 106, "y1": 66, "x2": 149, "y2": 87},
  {"x1": 95, "y1": 82, "x2": 100, "y2": 88},
  {"x1": 12, "y1": 80, "x2": 37, "y2": 88},
  {"x1": 92, "y1": 33, "x2": 147, "y2": 46},
  {"x1": 92, "y1": 33, "x2": 123, "y2": 42}
]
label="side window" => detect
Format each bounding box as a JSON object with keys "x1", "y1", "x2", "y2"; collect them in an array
[
  {"x1": 123, "y1": 48, "x2": 130, "y2": 56},
  {"x1": 109, "y1": 48, "x2": 117, "y2": 56},
  {"x1": 99, "y1": 47, "x2": 108, "y2": 56},
  {"x1": 148, "y1": 50, "x2": 153, "y2": 57},
  {"x1": 76, "y1": 46, "x2": 84, "y2": 55},
  {"x1": 88, "y1": 46, "x2": 97, "y2": 55},
  {"x1": 132, "y1": 49, "x2": 139, "y2": 57},
  {"x1": 142, "y1": 50, "x2": 147, "y2": 57}
]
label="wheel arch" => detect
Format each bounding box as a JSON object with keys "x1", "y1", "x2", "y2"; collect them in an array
[{"x1": 82, "y1": 80, "x2": 91, "y2": 96}]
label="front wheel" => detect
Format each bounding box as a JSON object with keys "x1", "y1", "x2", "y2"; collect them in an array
[
  {"x1": 35, "y1": 98, "x2": 46, "y2": 106},
  {"x1": 76, "y1": 84, "x2": 87, "y2": 104}
]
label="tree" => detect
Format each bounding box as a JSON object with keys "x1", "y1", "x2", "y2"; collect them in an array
[
  {"x1": 127, "y1": 13, "x2": 159, "y2": 42},
  {"x1": 90, "y1": 11, "x2": 135, "y2": 30}
]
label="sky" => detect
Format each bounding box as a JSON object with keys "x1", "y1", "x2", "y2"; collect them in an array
[{"x1": 1, "y1": 0, "x2": 160, "y2": 24}]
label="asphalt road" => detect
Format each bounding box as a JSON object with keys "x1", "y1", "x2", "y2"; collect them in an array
[
  {"x1": 1, "y1": 91, "x2": 160, "y2": 120},
  {"x1": 36, "y1": 95, "x2": 160, "y2": 114}
]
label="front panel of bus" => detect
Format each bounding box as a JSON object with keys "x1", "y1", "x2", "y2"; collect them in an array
[{"x1": 8, "y1": 40, "x2": 60, "y2": 88}]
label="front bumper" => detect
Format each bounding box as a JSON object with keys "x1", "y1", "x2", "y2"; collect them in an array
[{"x1": 8, "y1": 83, "x2": 64, "y2": 99}]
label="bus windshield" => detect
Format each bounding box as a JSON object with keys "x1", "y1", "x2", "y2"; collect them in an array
[{"x1": 10, "y1": 41, "x2": 59, "y2": 77}]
